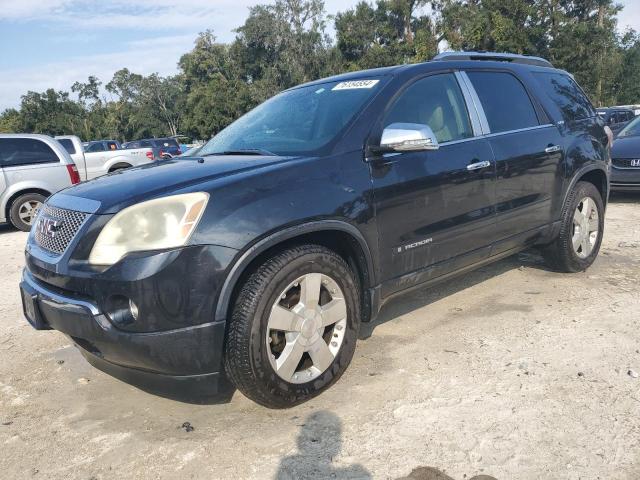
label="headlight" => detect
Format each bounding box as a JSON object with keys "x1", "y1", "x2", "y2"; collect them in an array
[{"x1": 89, "y1": 192, "x2": 209, "y2": 265}]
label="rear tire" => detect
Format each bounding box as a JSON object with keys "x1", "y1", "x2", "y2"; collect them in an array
[
  {"x1": 9, "y1": 193, "x2": 46, "y2": 232},
  {"x1": 542, "y1": 181, "x2": 604, "y2": 272},
  {"x1": 224, "y1": 245, "x2": 361, "y2": 408}
]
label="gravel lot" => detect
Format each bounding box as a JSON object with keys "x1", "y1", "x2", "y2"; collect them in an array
[{"x1": 1, "y1": 195, "x2": 639, "y2": 480}]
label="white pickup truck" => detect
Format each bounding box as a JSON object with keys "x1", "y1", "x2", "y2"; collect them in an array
[{"x1": 55, "y1": 136, "x2": 155, "y2": 181}]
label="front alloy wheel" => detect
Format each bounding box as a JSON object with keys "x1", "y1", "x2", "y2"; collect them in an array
[
  {"x1": 224, "y1": 244, "x2": 360, "y2": 408},
  {"x1": 266, "y1": 273, "x2": 347, "y2": 384}
]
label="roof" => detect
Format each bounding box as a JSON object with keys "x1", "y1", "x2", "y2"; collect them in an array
[{"x1": 433, "y1": 51, "x2": 553, "y2": 68}]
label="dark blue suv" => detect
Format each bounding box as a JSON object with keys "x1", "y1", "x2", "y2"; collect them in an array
[{"x1": 20, "y1": 52, "x2": 610, "y2": 408}]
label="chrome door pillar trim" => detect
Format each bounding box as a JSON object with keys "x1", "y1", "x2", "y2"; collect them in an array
[
  {"x1": 454, "y1": 71, "x2": 484, "y2": 137},
  {"x1": 457, "y1": 71, "x2": 491, "y2": 135}
]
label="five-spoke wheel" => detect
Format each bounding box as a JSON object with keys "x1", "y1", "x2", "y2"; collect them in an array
[
  {"x1": 224, "y1": 244, "x2": 360, "y2": 408},
  {"x1": 266, "y1": 273, "x2": 347, "y2": 384}
]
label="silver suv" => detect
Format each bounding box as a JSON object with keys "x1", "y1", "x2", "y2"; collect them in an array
[{"x1": 0, "y1": 134, "x2": 79, "y2": 231}]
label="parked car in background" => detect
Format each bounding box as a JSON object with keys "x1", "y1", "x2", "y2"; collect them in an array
[
  {"x1": 596, "y1": 107, "x2": 636, "y2": 135},
  {"x1": 122, "y1": 137, "x2": 181, "y2": 159},
  {"x1": 56, "y1": 135, "x2": 155, "y2": 180},
  {"x1": 179, "y1": 144, "x2": 205, "y2": 157},
  {"x1": 610, "y1": 115, "x2": 640, "y2": 191},
  {"x1": 0, "y1": 134, "x2": 79, "y2": 231}
]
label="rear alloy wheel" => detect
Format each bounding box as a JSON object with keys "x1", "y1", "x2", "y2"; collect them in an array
[
  {"x1": 571, "y1": 196, "x2": 600, "y2": 259},
  {"x1": 542, "y1": 181, "x2": 604, "y2": 272},
  {"x1": 224, "y1": 245, "x2": 360, "y2": 408},
  {"x1": 9, "y1": 193, "x2": 46, "y2": 232}
]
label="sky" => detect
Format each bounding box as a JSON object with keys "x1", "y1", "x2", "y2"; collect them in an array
[{"x1": 0, "y1": 0, "x2": 639, "y2": 111}]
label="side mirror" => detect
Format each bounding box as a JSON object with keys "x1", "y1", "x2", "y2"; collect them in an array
[{"x1": 379, "y1": 123, "x2": 439, "y2": 152}]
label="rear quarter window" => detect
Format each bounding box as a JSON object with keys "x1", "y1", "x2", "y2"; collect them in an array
[
  {"x1": 0, "y1": 138, "x2": 60, "y2": 167},
  {"x1": 533, "y1": 72, "x2": 596, "y2": 122}
]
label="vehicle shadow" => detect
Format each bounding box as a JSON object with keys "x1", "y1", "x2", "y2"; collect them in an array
[
  {"x1": 0, "y1": 223, "x2": 20, "y2": 235},
  {"x1": 398, "y1": 466, "x2": 497, "y2": 480},
  {"x1": 275, "y1": 410, "x2": 371, "y2": 479},
  {"x1": 361, "y1": 248, "x2": 551, "y2": 339},
  {"x1": 609, "y1": 191, "x2": 640, "y2": 204}
]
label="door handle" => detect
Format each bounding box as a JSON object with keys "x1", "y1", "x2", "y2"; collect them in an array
[
  {"x1": 466, "y1": 160, "x2": 491, "y2": 171},
  {"x1": 545, "y1": 145, "x2": 562, "y2": 153}
]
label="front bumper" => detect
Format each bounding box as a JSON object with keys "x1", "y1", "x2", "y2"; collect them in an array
[
  {"x1": 21, "y1": 243, "x2": 238, "y2": 398},
  {"x1": 611, "y1": 165, "x2": 640, "y2": 191}
]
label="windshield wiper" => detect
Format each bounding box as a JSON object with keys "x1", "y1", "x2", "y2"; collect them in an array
[{"x1": 202, "y1": 149, "x2": 276, "y2": 157}]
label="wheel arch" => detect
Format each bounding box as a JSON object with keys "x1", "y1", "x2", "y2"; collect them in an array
[
  {"x1": 4, "y1": 187, "x2": 51, "y2": 223},
  {"x1": 564, "y1": 165, "x2": 609, "y2": 208},
  {"x1": 107, "y1": 162, "x2": 132, "y2": 172},
  {"x1": 214, "y1": 220, "x2": 376, "y2": 324}
]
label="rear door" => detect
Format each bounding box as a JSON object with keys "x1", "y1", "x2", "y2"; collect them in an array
[
  {"x1": 464, "y1": 70, "x2": 564, "y2": 253},
  {"x1": 84, "y1": 141, "x2": 108, "y2": 179},
  {"x1": 371, "y1": 72, "x2": 497, "y2": 295}
]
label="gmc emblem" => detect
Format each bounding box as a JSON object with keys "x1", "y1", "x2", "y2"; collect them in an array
[
  {"x1": 631, "y1": 159, "x2": 640, "y2": 167},
  {"x1": 37, "y1": 216, "x2": 63, "y2": 238}
]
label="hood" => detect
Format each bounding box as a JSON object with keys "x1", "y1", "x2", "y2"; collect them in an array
[
  {"x1": 611, "y1": 136, "x2": 640, "y2": 159},
  {"x1": 48, "y1": 155, "x2": 296, "y2": 214}
]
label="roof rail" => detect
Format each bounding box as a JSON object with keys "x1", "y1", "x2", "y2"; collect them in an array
[{"x1": 433, "y1": 51, "x2": 553, "y2": 68}]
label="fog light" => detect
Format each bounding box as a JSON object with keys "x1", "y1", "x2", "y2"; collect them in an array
[{"x1": 129, "y1": 299, "x2": 139, "y2": 321}]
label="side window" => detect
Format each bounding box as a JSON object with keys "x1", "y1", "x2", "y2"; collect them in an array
[
  {"x1": 384, "y1": 73, "x2": 473, "y2": 143},
  {"x1": 467, "y1": 71, "x2": 539, "y2": 133},
  {"x1": 140, "y1": 140, "x2": 152, "y2": 148},
  {"x1": 85, "y1": 142, "x2": 104, "y2": 153},
  {"x1": 0, "y1": 138, "x2": 59, "y2": 167},
  {"x1": 106, "y1": 141, "x2": 118, "y2": 150},
  {"x1": 532, "y1": 72, "x2": 595, "y2": 123},
  {"x1": 57, "y1": 138, "x2": 76, "y2": 155}
]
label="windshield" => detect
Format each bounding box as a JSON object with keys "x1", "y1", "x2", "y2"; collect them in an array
[
  {"x1": 618, "y1": 115, "x2": 640, "y2": 137},
  {"x1": 199, "y1": 79, "x2": 383, "y2": 156}
]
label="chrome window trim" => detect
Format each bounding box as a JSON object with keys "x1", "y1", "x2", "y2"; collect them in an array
[
  {"x1": 481, "y1": 123, "x2": 555, "y2": 139},
  {"x1": 458, "y1": 71, "x2": 491, "y2": 135}
]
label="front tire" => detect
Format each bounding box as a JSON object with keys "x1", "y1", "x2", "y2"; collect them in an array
[
  {"x1": 9, "y1": 193, "x2": 46, "y2": 232},
  {"x1": 224, "y1": 245, "x2": 361, "y2": 408},
  {"x1": 542, "y1": 181, "x2": 604, "y2": 272}
]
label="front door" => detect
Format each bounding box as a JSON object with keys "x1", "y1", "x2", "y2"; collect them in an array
[{"x1": 370, "y1": 72, "x2": 497, "y2": 296}]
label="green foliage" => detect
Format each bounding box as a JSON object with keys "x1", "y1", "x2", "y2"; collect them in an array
[{"x1": 1, "y1": 0, "x2": 639, "y2": 141}]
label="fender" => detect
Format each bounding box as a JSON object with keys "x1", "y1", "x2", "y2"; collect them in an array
[
  {"x1": 213, "y1": 220, "x2": 376, "y2": 322},
  {"x1": 103, "y1": 155, "x2": 135, "y2": 172},
  {"x1": 562, "y1": 163, "x2": 610, "y2": 208}
]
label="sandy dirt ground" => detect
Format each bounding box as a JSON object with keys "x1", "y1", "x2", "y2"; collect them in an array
[{"x1": 1, "y1": 195, "x2": 639, "y2": 480}]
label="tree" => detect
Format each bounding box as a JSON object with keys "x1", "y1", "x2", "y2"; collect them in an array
[
  {"x1": 616, "y1": 30, "x2": 640, "y2": 105},
  {"x1": 335, "y1": 0, "x2": 438, "y2": 70},
  {"x1": 0, "y1": 108, "x2": 22, "y2": 133},
  {"x1": 19, "y1": 89, "x2": 83, "y2": 135}
]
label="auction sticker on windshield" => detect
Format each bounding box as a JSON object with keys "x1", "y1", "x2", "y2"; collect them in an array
[{"x1": 332, "y1": 80, "x2": 380, "y2": 90}]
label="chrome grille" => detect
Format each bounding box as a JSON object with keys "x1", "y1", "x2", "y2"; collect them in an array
[
  {"x1": 613, "y1": 158, "x2": 640, "y2": 168},
  {"x1": 33, "y1": 205, "x2": 88, "y2": 255}
]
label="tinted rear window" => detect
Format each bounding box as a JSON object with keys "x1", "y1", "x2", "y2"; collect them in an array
[
  {"x1": 467, "y1": 71, "x2": 539, "y2": 133},
  {"x1": 533, "y1": 72, "x2": 595, "y2": 122},
  {"x1": 85, "y1": 142, "x2": 105, "y2": 152},
  {"x1": 57, "y1": 138, "x2": 76, "y2": 155},
  {"x1": 0, "y1": 138, "x2": 59, "y2": 167},
  {"x1": 152, "y1": 139, "x2": 179, "y2": 148}
]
